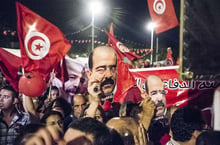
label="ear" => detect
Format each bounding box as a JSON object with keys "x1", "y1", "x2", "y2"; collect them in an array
[
  {"x1": 86, "y1": 70, "x2": 92, "y2": 79},
  {"x1": 13, "y1": 97, "x2": 18, "y2": 105},
  {"x1": 192, "y1": 130, "x2": 201, "y2": 139}
]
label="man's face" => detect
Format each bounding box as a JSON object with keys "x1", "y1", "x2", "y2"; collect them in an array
[
  {"x1": 73, "y1": 94, "x2": 86, "y2": 118},
  {"x1": 65, "y1": 58, "x2": 85, "y2": 96},
  {"x1": 147, "y1": 77, "x2": 167, "y2": 117},
  {"x1": 0, "y1": 89, "x2": 15, "y2": 110},
  {"x1": 46, "y1": 114, "x2": 64, "y2": 133},
  {"x1": 88, "y1": 48, "x2": 117, "y2": 96}
]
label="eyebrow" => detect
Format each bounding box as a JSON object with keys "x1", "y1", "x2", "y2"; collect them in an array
[{"x1": 95, "y1": 65, "x2": 117, "y2": 70}]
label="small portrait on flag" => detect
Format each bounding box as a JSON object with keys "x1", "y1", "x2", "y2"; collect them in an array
[{"x1": 64, "y1": 57, "x2": 88, "y2": 96}]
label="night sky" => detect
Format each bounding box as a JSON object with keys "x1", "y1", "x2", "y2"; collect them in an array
[{"x1": 0, "y1": 0, "x2": 180, "y2": 60}]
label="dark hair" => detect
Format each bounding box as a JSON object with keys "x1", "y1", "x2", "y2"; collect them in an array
[
  {"x1": 1, "y1": 85, "x2": 18, "y2": 100},
  {"x1": 171, "y1": 107, "x2": 206, "y2": 142},
  {"x1": 40, "y1": 110, "x2": 64, "y2": 124},
  {"x1": 45, "y1": 97, "x2": 72, "y2": 118},
  {"x1": 14, "y1": 123, "x2": 45, "y2": 145},
  {"x1": 81, "y1": 104, "x2": 107, "y2": 123},
  {"x1": 196, "y1": 131, "x2": 220, "y2": 145},
  {"x1": 68, "y1": 118, "x2": 121, "y2": 145},
  {"x1": 88, "y1": 51, "x2": 94, "y2": 70},
  {"x1": 36, "y1": 86, "x2": 59, "y2": 112},
  {"x1": 67, "y1": 136, "x2": 93, "y2": 145}
]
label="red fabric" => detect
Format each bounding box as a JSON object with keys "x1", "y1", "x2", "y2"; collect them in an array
[
  {"x1": 102, "y1": 100, "x2": 113, "y2": 111},
  {"x1": 166, "y1": 47, "x2": 174, "y2": 65},
  {"x1": 106, "y1": 31, "x2": 142, "y2": 61},
  {"x1": 16, "y1": 2, "x2": 71, "y2": 79},
  {"x1": 113, "y1": 57, "x2": 137, "y2": 103},
  {"x1": 106, "y1": 31, "x2": 137, "y2": 103},
  {"x1": 108, "y1": 22, "x2": 114, "y2": 45},
  {"x1": 147, "y1": 0, "x2": 179, "y2": 34},
  {"x1": 0, "y1": 48, "x2": 21, "y2": 91},
  {"x1": 160, "y1": 133, "x2": 171, "y2": 145}
]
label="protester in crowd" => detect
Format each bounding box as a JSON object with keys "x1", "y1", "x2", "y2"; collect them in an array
[
  {"x1": 72, "y1": 93, "x2": 87, "y2": 119},
  {"x1": 144, "y1": 75, "x2": 170, "y2": 145},
  {"x1": 0, "y1": 85, "x2": 30, "y2": 145},
  {"x1": 64, "y1": 117, "x2": 124, "y2": 145},
  {"x1": 40, "y1": 110, "x2": 64, "y2": 139},
  {"x1": 66, "y1": 136, "x2": 93, "y2": 145},
  {"x1": 81, "y1": 104, "x2": 107, "y2": 123},
  {"x1": 167, "y1": 107, "x2": 206, "y2": 145},
  {"x1": 144, "y1": 59, "x2": 151, "y2": 68},
  {"x1": 44, "y1": 97, "x2": 73, "y2": 131},
  {"x1": 14, "y1": 123, "x2": 45, "y2": 145},
  {"x1": 132, "y1": 58, "x2": 145, "y2": 69},
  {"x1": 37, "y1": 86, "x2": 60, "y2": 114},
  {"x1": 106, "y1": 117, "x2": 146, "y2": 145},
  {"x1": 196, "y1": 130, "x2": 220, "y2": 145}
]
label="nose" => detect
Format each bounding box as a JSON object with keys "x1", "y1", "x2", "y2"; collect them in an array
[
  {"x1": 104, "y1": 68, "x2": 114, "y2": 79},
  {"x1": 153, "y1": 93, "x2": 163, "y2": 103}
]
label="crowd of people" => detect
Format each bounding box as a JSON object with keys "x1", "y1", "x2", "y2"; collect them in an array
[{"x1": 0, "y1": 46, "x2": 219, "y2": 145}]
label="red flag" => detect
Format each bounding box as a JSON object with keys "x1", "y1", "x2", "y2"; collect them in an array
[
  {"x1": 106, "y1": 31, "x2": 142, "y2": 61},
  {"x1": 16, "y1": 2, "x2": 71, "y2": 79},
  {"x1": 0, "y1": 48, "x2": 21, "y2": 91},
  {"x1": 105, "y1": 33, "x2": 136, "y2": 103},
  {"x1": 166, "y1": 47, "x2": 174, "y2": 65},
  {"x1": 108, "y1": 22, "x2": 114, "y2": 45},
  {"x1": 113, "y1": 55, "x2": 137, "y2": 103},
  {"x1": 147, "y1": 0, "x2": 179, "y2": 34}
]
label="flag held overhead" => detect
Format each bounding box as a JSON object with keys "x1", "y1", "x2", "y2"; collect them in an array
[
  {"x1": 147, "y1": 0, "x2": 179, "y2": 34},
  {"x1": 16, "y1": 2, "x2": 71, "y2": 79}
]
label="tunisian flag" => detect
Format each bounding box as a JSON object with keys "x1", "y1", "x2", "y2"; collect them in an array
[
  {"x1": 0, "y1": 48, "x2": 21, "y2": 91},
  {"x1": 16, "y1": 2, "x2": 71, "y2": 79},
  {"x1": 147, "y1": 0, "x2": 179, "y2": 34},
  {"x1": 106, "y1": 31, "x2": 137, "y2": 103},
  {"x1": 106, "y1": 31, "x2": 141, "y2": 61}
]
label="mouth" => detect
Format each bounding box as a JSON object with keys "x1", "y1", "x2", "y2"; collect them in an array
[
  {"x1": 100, "y1": 94, "x2": 114, "y2": 103},
  {"x1": 157, "y1": 106, "x2": 164, "y2": 111}
]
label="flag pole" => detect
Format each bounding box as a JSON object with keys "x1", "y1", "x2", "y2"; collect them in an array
[{"x1": 150, "y1": 28, "x2": 154, "y2": 65}]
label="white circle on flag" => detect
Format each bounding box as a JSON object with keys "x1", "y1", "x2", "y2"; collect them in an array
[
  {"x1": 24, "y1": 32, "x2": 50, "y2": 60},
  {"x1": 116, "y1": 42, "x2": 129, "y2": 53},
  {"x1": 153, "y1": 0, "x2": 166, "y2": 15}
]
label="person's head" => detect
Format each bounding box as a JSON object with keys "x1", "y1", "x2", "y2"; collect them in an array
[
  {"x1": 14, "y1": 123, "x2": 45, "y2": 145},
  {"x1": 44, "y1": 86, "x2": 59, "y2": 108},
  {"x1": 45, "y1": 97, "x2": 72, "y2": 118},
  {"x1": 41, "y1": 111, "x2": 64, "y2": 133},
  {"x1": 196, "y1": 130, "x2": 220, "y2": 145},
  {"x1": 87, "y1": 46, "x2": 117, "y2": 97},
  {"x1": 64, "y1": 117, "x2": 121, "y2": 145},
  {"x1": 72, "y1": 93, "x2": 87, "y2": 119},
  {"x1": 106, "y1": 117, "x2": 139, "y2": 145},
  {"x1": 81, "y1": 105, "x2": 107, "y2": 123},
  {"x1": 65, "y1": 58, "x2": 87, "y2": 96},
  {"x1": 0, "y1": 85, "x2": 18, "y2": 111},
  {"x1": 171, "y1": 107, "x2": 206, "y2": 144},
  {"x1": 145, "y1": 75, "x2": 166, "y2": 117},
  {"x1": 66, "y1": 136, "x2": 93, "y2": 145}
]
